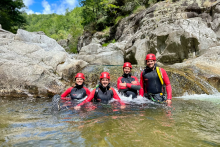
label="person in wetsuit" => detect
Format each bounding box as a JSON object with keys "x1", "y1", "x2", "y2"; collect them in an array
[
  {"x1": 60, "y1": 73, "x2": 90, "y2": 101},
  {"x1": 74, "y1": 72, "x2": 125, "y2": 110},
  {"x1": 117, "y1": 62, "x2": 141, "y2": 98},
  {"x1": 139, "y1": 54, "x2": 172, "y2": 105}
]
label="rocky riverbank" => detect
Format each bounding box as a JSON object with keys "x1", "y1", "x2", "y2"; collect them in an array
[{"x1": 0, "y1": 28, "x2": 87, "y2": 98}]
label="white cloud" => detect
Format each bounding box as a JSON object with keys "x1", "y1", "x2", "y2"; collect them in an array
[
  {"x1": 26, "y1": 9, "x2": 34, "y2": 14},
  {"x1": 41, "y1": 0, "x2": 78, "y2": 15},
  {"x1": 25, "y1": 9, "x2": 41, "y2": 15},
  {"x1": 65, "y1": 0, "x2": 76, "y2": 6},
  {"x1": 22, "y1": 0, "x2": 36, "y2": 15},
  {"x1": 23, "y1": 0, "x2": 34, "y2": 7},
  {"x1": 42, "y1": 0, "x2": 54, "y2": 14}
]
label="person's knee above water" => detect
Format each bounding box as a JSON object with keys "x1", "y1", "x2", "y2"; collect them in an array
[
  {"x1": 117, "y1": 62, "x2": 141, "y2": 98},
  {"x1": 60, "y1": 73, "x2": 90, "y2": 100},
  {"x1": 139, "y1": 54, "x2": 172, "y2": 104},
  {"x1": 74, "y1": 72, "x2": 125, "y2": 110}
]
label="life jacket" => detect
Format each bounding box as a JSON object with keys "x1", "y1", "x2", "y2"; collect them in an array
[
  {"x1": 70, "y1": 84, "x2": 87, "y2": 100},
  {"x1": 93, "y1": 83, "x2": 113, "y2": 104},
  {"x1": 142, "y1": 65, "x2": 165, "y2": 95}
]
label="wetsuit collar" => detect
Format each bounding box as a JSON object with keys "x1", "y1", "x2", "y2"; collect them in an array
[{"x1": 122, "y1": 73, "x2": 131, "y2": 78}]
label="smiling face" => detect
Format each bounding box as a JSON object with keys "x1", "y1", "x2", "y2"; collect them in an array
[
  {"x1": 101, "y1": 78, "x2": 109, "y2": 87},
  {"x1": 76, "y1": 78, "x2": 84, "y2": 85},
  {"x1": 123, "y1": 67, "x2": 131, "y2": 74},
  {"x1": 146, "y1": 60, "x2": 156, "y2": 69}
]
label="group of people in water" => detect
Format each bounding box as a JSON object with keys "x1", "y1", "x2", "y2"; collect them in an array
[{"x1": 60, "y1": 53, "x2": 172, "y2": 110}]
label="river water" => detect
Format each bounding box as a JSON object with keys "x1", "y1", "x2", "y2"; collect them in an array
[{"x1": 1, "y1": 93, "x2": 220, "y2": 147}]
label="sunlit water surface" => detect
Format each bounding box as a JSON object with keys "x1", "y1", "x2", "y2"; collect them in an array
[{"x1": 1, "y1": 93, "x2": 220, "y2": 147}]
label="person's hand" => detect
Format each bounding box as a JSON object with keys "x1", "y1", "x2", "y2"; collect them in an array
[
  {"x1": 74, "y1": 105, "x2": 81, "y2": 110},
  {"x1": 131, "y1": 81, "x2": 137, "y2": 84},
  {"x1": 119, "y1": 81, "x2": 126, "y2": 87},
  {"x1": 166, "y1": 99, "x2": 172, "y2": 106},
  {"x1": 120, "y1": 105, "x2": 126, "y2": 109}
]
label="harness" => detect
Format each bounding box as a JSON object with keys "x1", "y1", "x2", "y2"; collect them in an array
[
  {"x1": 142, "y1": 66, "x2": 166, "y2": 96},
  {"x1": 93, "y1": 85, "x2": 113, "y2": 102}
]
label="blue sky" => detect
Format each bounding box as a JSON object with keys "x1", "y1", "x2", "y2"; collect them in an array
[{"x1": 23, "y1": 0, "x2": 79, "y2": 14}]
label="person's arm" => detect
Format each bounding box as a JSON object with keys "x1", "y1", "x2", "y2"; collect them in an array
[
  {"x1": 117, "y1": 77, "x2": 128, "y2": 90},
  {"x1": 139, "y1": 71, "x2": 144, "y2": 96},
  {"x1": 77, "y1": 89, "x2": 95, "y2": 106},
  {"x1": 161, "y1": 68, "x2": 172, "y2": 100},
  {"x1": 83, "y1": 87, "x2": 91, "y2": 96},
  {"x1": 111, "y1": 88, "x2": 125, "y2": 105},
  {"x1": 126, "y1": 76, "x2": 141, "y2": 90},
  {"x1": 60, "y1": 87, "x2": 72, "y2": 100}
]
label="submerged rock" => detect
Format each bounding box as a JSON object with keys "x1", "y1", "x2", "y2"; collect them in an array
[{"x1": 0, "y1": 29, "x2": 88, "y2": 98}]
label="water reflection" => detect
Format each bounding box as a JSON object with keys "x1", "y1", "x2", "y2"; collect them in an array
[{"x1": 0, "y1": 95, "x2": 220, "y2": 146}]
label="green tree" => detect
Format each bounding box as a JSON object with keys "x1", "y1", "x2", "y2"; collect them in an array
[
  {"x1": 0, "y1": 0, "x2": 26, "y2": 33},
  {"x1": 23, "y1": 7, "x2": 84, "y2": 53}
]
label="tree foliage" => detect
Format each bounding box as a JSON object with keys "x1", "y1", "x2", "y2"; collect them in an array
[
  {"x1": 0, "y1": 0, "x2": 26, "y2": 33},
  {"x1": 23, "y1": 7, "x2": 84, "y2": 53},
  {"x1": 79, "y1": 0, "x2": 163, "y2": 32}
]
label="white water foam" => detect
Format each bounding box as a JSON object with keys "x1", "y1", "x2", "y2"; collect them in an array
[
  {"x1": 109, "y1": 89, "x2": 155, "y2": 105},
  {"x1": 174, "y1": 93, "x2": 220, "y2": 102}
]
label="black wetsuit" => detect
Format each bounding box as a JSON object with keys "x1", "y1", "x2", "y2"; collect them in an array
[{"x1": 117, "y1": 73, "x2": 141, "y2": 98}]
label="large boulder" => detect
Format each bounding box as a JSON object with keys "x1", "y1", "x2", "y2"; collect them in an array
[
  {"x1": 0, "y1": 29, "x2": 88, "y2": 98},
  {"x1": 101, "y1": 0, "x2": 220, "y2": 64},
  {"x1": 76, "y1": 43, "x2": 124, "y2": 65},
  {"x1": 172, "y1": 46, "x2": 220, "y2": 92}
]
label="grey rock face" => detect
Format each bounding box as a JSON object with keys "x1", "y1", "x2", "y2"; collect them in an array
[
  {"x1": 34, "y1": 31, "x2": 45, "y2": 35},
  {"x1": 172, "y1": 46, "x2": 220, "y2": 92},
  {"x1": 58, "y1": 39, "x2": 69, "y2": 48},
  {"x1": 79, "y1": 0, "x2": 220, "y2": 65},
  {"x1": 76, "y1": 43, "x2": 124, "y2": 65},
  {"x1": 115, "y1": 0, "x2": 220, "y2": 64},
  {"x1": 0, "y1": 29, "x2": 88, "y2": 97},
  {"x1": 77, "y1": 31, "x2": 93, "y2": 52}
]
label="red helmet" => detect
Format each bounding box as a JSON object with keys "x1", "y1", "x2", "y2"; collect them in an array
[
  {"x1": 146, "y1": 53, "x2": 156, "y2": 61},
  {"x1": 123, "y1": 62, "x2": 132, "y2": 69},
  {"x1": 75, "y1": 73, "x2": 85, "y2": 80},
  {"x1": 100, "y1": 72, "x2": 110, "y2": 80}
]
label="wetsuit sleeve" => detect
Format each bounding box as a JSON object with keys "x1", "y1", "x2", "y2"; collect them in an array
[
  {"x1": 161, "y1": 68, "x2": 172, "y2": 100},
  {"x1": 126, "y1": 76, "x2": 141, "y2": 90},
  {"x1": 61, "y1": 87, "x2": 73, "y2": 98},
  {"x1": 84, "y1": 87, "x2": 91, "y2": 96},
  {"x1": 117, "y1": 77, "x2": 127, "y2": 90},
  {"x1": 77, "y1": 89, "x2": 95, "y2": 106},
  {"x1": 139, "y1": 71, "x2": 144, "y2": 97},
  {"x1": 112, "y1": 88, "x2": 125, "y2": 105}
]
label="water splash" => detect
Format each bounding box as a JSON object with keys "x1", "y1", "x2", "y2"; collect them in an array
[
  {"x1": 175, "y1": 93, "x2": 220, "y2": 103},
  {"x1": 109, "y1": 89, "x2": 156, "y2": 105}
]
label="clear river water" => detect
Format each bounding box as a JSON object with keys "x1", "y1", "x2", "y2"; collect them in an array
[{"x1": 0, "y1": 93, "x2": 220, "y2": 147}]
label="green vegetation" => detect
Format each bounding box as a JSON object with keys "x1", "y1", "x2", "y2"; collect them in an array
[
  {"x1": 102, "y1": 39, "x2": 116, "y2": 47},
  {"x1": 0, "y1": 0, "x2": 26, "y2": 33},
  {"x1": 132, "y1": 5, "x2": 146, "y2": 14},
  {"x1": 79, "y1": 0, "x2": 164, "y2": 33},
  {"x1": 0, "y1": 0, "x2": 165, "y2": 53},
  {"x1": 23, "y1": 7, "x2": 84, "y2": 53}
]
